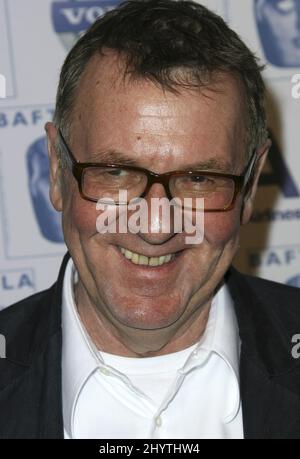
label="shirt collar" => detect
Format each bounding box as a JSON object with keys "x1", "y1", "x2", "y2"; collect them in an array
[
  {"x1": 176, "y1": 281, "x2": 240, "y2": 423},
  {"x1": 62, "y1": 258, "x2": 240, "y2": 435},
  {"x1": 205, "y1": 282, "x2": 241, "y2": 422},
  {"x1": 62, "y1": 258, "x2": 101, "y2": 437},
  {"x1": 197, "y1": 281, "x2": 240, "y2": 377}
]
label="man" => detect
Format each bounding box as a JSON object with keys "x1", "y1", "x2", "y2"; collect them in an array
[{"x1": 0, "y1": 0, "x2": 300, "y2": 439}]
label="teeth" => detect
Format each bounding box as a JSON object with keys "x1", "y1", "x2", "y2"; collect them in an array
[
  {"x1": 131, "y1": 253, "x2": 139, "y2": 264},
  {"x1": 120, "y1": 247, "x2": 174, "y2": 266},
  {"x1": 139, "y1": 255, "x2": 149, "y2": 265},
  {"x1": 124, "y1": 249, "x2": 133, "y2": 260}
]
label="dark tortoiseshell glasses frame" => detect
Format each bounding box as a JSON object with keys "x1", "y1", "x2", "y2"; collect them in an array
[{"x1": 58, "y1": 129, "x2": 257, "y2": 212}]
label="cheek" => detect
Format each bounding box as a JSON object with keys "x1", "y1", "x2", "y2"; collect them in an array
[
  {"x1": 62, "y1": 193, "x2": 98, "y2": 239},
  {"x1": 203, "y1": 208, "x2": 241, "y2": 246}
]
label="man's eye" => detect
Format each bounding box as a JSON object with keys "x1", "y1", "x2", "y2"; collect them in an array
[
  {"x1": 106, "y1": 169, "x2": 128, "y2": 177},
  {"x1": 190, "y1": 175, "x2": 211, "y2": 182},
  {"x1": 189, "y1": 175, "x2": 216, "y2": 186},
  {"x1": 85, "y1": 168, "x2": 130, "y2": 182}
]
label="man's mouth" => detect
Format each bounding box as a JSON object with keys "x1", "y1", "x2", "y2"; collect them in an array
[{"x1": 119, "y1": 246, "x2": 176, "y2": 267}]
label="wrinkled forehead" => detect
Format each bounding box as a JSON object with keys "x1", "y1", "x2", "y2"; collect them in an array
[
  {"x1": 72, "y1": 52, "x2": 247, "y2": 123},
  {"x1": 68, "y1": 51, "x2": 248, "y2": 166}
]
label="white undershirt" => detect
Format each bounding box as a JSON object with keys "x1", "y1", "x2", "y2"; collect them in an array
[{"x1": 62, "y1": 258, "x2": 243, "y2": 439}]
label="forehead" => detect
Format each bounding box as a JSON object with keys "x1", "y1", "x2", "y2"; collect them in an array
[{"x1": 70, "y1": 52, "x2": 247, "y2": 167}]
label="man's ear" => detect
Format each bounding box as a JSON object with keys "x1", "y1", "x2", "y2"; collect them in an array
[
  {"x1": 45, "y1": 121, "x2": 63, "y2": 211},
  {"x1": 241, "y1": 138, "x2": 272, "y2": 225}
]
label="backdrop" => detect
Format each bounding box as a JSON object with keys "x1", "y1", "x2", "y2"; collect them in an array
[{"x1": 0, "y1": 0, "x2": 299, "y2": 309}]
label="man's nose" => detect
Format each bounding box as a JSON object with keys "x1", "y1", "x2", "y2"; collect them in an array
[{"x1": 133, "y1": 182, "x2": 177, "y2": 245}]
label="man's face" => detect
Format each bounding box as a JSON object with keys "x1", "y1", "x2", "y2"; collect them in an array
[
  {"x1": 255, "y1": 0, "x2": 300, "y2": 67},
  {"x1": 47, "y1": 53, "x2": 268, "y2": 349}
]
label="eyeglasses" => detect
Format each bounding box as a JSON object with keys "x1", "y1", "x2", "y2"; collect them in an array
[{"x1": 58, "y1": 129, "x2": 257, "y2": 211}]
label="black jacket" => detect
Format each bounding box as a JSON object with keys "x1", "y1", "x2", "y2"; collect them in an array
[{"x1": 0, "y1": 252, "x2": 300, "y2": 439}]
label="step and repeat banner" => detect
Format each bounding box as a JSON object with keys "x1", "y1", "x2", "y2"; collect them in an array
[{"x1": 0, "y1": 0, "x2": 299, "y2": 308}]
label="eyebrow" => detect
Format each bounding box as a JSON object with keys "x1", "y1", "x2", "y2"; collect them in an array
[
  {"x1": 87, "y1": 150, "x2": 233, "y2": 172},
  {"x1": 182, "y1": 158, "x2": 233, "y2": 172},
  {"x1": 87, "y1": 150, "x2": 139, "y2": 166}
]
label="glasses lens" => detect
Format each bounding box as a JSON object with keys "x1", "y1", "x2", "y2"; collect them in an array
[
  {"x1": 82, "y1": 167, "x2": 147, "y2": 203},
  {"x1": 170, "y1": 174, "x2": 235, "y2": 210}
]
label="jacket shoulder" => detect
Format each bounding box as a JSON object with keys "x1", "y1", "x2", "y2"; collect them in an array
[
  {"x1": 0, "y1": 282, "x2": 61, "y2": 364},
  {"x1": 234, "y1": 270, "x2": 300, "y2": 311},
  {"x1": 0, "y1": 253, "x2": 70, "y2": 362},
  {"x1": 227, "y1": 267, "x2": 300, "y2": 376}
]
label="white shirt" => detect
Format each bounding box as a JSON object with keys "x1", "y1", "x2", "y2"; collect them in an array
[{"x1": 62, "y1": 258, "x2": 243, "y2": 439}]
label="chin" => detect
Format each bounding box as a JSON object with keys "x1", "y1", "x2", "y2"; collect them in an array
[{"x1": 107, "y1": 294, "x2": 186, "y2": 330}]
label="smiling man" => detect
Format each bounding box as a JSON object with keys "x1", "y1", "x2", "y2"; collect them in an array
[{"x1": 1, "y1": 0, "x2": 300, "y2": 440}]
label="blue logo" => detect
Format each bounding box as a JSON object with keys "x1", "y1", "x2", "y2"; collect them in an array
[
  {"x1": 26, "y1": 136, "x2": 64, "y2": 243},
  {"x1": 52, "y1": 0, "x2": 120, "y2": 50},
  {"x1": 255, "y1": 0, "x2": 300, "y2": 67}
]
